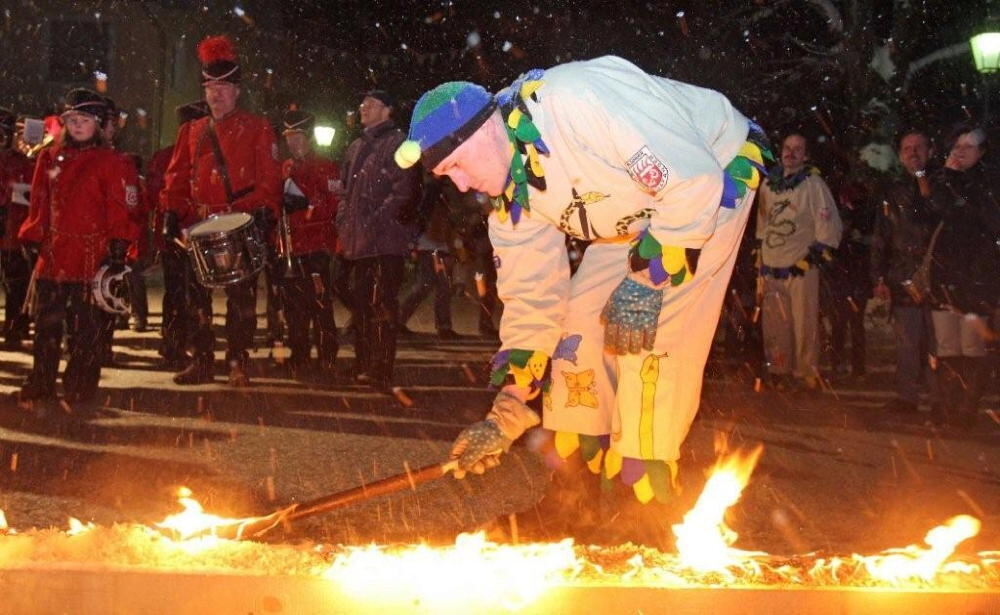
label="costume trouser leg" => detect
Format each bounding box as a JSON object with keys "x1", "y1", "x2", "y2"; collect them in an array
[
  {"x1": 1, "y1": 249, "x2": 31, "y2": 343},
  {"x1": 23, "y1": 279, "x2": 66, "y2": 399},
  {"x1": 128, "y1": 262, "x2": 148, "y2": 325},
  {"x1": 62, "y1": 288, "x2": 108, "y2": 402},
  {"x1": 762, "y1": 276, "x2": 795, "y2": 375},
  {"x1": 263, "y1": 257, "x2": 284, "y2": 344},
  {"x1": 187, "y1": 259, "x2": 216, "y2": 362},
  {"x1": 893, "y1": 305, "x2": 928, "y2": 405},
  {"x1": 546, "y1": 196, "x2": 753, "y2": 470},
  {"x1": 160, "y1": 248, "x2": 190, "y2": 359},
  {"x1": 282, "y1": 252, "x2": 337, "y2": 365},
  {"x1": 351, "y1": 255, "x2": 404, "y2": 383},
  {"x1": 223, "y1": 275, "x2": 258, "y2": 363}
]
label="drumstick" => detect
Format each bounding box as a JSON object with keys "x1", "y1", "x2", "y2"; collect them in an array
[{"x1": 173, "y1": 237, "x2": 188, "y2": 250}]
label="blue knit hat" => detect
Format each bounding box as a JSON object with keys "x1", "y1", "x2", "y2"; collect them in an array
[{"x1": 394, "y1": 81, "x2": 497, "y2": 170}]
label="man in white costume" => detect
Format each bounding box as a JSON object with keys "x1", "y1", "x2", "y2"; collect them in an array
[{"x1": 396, "y1": 56, "x2": 772, "y2": 503}]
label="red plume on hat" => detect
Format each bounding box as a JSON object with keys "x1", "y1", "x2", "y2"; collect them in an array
[
  {"x1": 198, "y1": 35, "x2": 241, "y2": 85},
  {"x1": 197, "y1": 35, "x2": 237, "y2": 65}
]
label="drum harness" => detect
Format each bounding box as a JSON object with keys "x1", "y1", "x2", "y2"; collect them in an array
[{"x1": 194, "y1": 120, "x2": 255, "y2": 218}]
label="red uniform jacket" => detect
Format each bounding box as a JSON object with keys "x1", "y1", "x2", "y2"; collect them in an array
[
  {"x1": 0, "y1": 148, "x2": 35, "y2": 251},
  {"x1": 160, "y1": 109, "x2": 280, "y2": 229},
  {"x1": 147, "y1": 144, "x2": 173, "y2": 252},
  {"x1": 18, "y1": 145, "x2": 135, "y2": 282},
  {"x1": 281, "y1": 153, "x2": 339, "y2": 255}
]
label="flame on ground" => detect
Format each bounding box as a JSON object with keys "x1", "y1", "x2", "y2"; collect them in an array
[
  {"x1": 324, "y1": 533, "x2": 579, "y2": 610},
  {"x1": 672, "y1": 442, "x2": 765, "y2": 572},
  {"x1": 0, "y1": 454, "x2": 997, "y2": 598}
]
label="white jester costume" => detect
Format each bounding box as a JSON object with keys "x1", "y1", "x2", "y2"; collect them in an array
[{"x1": 398, "y1": 56, "x2": 772, "y2": 503}]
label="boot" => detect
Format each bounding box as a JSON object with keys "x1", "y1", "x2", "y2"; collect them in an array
[
  {"x1": 227, "y1": 355, "x2": 251, "y2": 388},
  {"x1": 173, "y1": 354, "x2": 214, "y2": 385}
]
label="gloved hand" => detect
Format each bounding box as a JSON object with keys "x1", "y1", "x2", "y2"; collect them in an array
[
  {"x1": 162, "y1": 210, "x2": 182, "y2": 249},
  {"x1": 253, "y1": 207, "x2": 276, "y2": 235},
  {"x1": 103, "y1": 238, "x2": 130, "y2": 276},
  {"x1": 600, "y1": 275, "x2": 663, "y2": 355},
  {"x1": 449, "y1": 390, "x2": 540, "y2": 478},
  {"x1": 282, "y1": 193, "x2": 310, "y2": 214}
]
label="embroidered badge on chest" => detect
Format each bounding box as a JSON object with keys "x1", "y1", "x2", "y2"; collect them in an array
[
  {"x1": 626, "y1": 146, "x2": 669, "y2": 193},
  {"x1": 125, "y1": 185, "x2": 138, "y2": 209}
]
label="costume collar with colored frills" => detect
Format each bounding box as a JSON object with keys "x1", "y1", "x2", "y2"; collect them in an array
[
  {"x1": 490, "y1": 69, "x2": 549, "y2": 225},
  {"x1": 766, "y1": 164, "x2": 820, "y2": 193}
]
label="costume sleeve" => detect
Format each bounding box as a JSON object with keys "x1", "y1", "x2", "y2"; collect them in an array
[
  {"x1": 488, "y1": 211, "x2": 570, "y2": 391},
  {"x1": 160, "y1": 122, "x2": 194, "y2": 220},
  {"x1": 232, "y1": 119, "x2": 281, "y2": 217},
  {"x1": 810, "y1": 177, "x2": 842, "y2": 249},
  {"x1": 105, "y1": 154, "x2": 137, "y2": 243},
  {"x1": 17, "y1": 151, "x2": 49, "y2": 244}
]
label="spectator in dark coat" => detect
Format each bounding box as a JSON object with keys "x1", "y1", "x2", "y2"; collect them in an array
[
  {"x1": 337, "y1": 90, "x2": 420, "y2": 390},
  {"x1": 871, "y1": 129, "x2": 939, "y2": 414},
  {"x1": 926, "y1": 124, "x2": 1000, "y2": 428}
]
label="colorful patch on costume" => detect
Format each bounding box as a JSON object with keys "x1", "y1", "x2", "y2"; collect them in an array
[
  {"x1": 638, "y1": 354, "x2": 660, "y2": 459},
  {"x1": 553, "y1": 334, "x2": 582, "y2": 365},
  {"x1": 625, "y1": 146, "x2": 669, "y2": 193},
  {"x1": 489, "y1": 348, "x2": 549, "y2": 396},
  {"x1": 562, "y1": 369, "x2": 598, "y2": 408},
  {"x1": 550, "y1": 431, "x2": 681, "y2": 504},
  {"x1": 558, "y1": 189, "x2": 610, "y2": 240},
  {"x1": 492, "y1": 254, "x2": 502, "y2": 269}
]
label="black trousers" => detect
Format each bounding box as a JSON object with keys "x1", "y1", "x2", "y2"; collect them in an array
[
  {"x1": 333, "y1": 255, "x2": 357, "y2": 324},
  {"x1": 1, "y1": 249, "x2": 31, "y2": 343},
  {"x1": 24, "y1": 279, "x2": 109, "y2": 401},
  {"x1": 400, "y1": 250, "x2": 453, "y2": 331},
  {"x1": 263, "y1": 251, "x2": 285, "y2": 342},
  {"x1": 160, "y1": 247, "x2": 192, "y2": 360},
  {"x1": 185, "y1": 257, "x2": 258, "y2": 363},
  {"x1": 349, "y1": 255, "x2": 404, "y2": 382},
  {"x1": 280, "y1": 251, "x2": 337, "y2": 365}
]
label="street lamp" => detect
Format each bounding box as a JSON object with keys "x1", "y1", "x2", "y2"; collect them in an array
[
  {"x1": 314, "y1": 125, "x2": 336, "y2": 147},
  {"x1": 971, "y1": 28, "x2": 1000, "y2": 121},
  {"x1": 970, "y1": 32, "x2": 1000, "y2": 73}
]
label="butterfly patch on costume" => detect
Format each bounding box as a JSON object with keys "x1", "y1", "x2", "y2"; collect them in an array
[
  {"x1": 553, "y1": 334, "x2": 582, "y2": 365},
  {"x1": 562, "y1": 369, "x2": 598, "y2": 408}
]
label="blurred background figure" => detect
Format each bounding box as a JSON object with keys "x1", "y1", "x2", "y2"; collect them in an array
[{"x1": 0, "y1": 108, "x2": 35, "y2": 350}]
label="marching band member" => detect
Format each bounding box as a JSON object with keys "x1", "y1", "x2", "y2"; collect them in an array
[
  {"x1": 16, "y1": 89, "x2": 135, "y2": 414},
  {"x1": 279, "y1": 108, "x2": 340, "y2": 377},
  {"x1": 160, "y1": 35, "x2": 281, "y2": 387}
]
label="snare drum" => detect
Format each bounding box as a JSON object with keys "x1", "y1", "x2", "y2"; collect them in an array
[{"x1": 187, "y1": 212, "x2": 266, "y2": 287}]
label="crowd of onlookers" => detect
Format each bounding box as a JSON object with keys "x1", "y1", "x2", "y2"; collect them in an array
[
  {"x1": 0, "y1": 44, "x2": 996, "y2": 430},
  {"x1": 717, "y1": 126, "x2": 999, "y2": 429}
]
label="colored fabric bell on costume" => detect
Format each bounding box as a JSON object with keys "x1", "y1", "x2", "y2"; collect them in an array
[
  {"x1": 551, "y1": 431, "x2": 680, "y2": 504},
  {"x1": 489, "y1": 348, "x2": 550, "y2": 396},
  {"x1": 491, "y1": 69, "x2": 549, "y2": 226}
]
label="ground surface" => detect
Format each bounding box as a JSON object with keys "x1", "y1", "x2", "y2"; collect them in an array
[{"x1": 0, "y1": 276, "x2": 996, "y2": 560}]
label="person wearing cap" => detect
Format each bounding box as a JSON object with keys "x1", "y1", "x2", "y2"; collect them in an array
[
  {"x1": 0, "y1": 108, "x2": 35, "y2": 350},
  {"x1": 149, "y1": 101, "x2": 209, "y2": 368},
  {"x1": 160, "y1": 35, "x2": 281, "y2": 387},
  {"x1": 15, "y1": 88, "x2": 135, "y2": 415},
  {"x1": 396, "y1": 56, "x2": 772, "y2": 513},
  {"x1": 337, "y1": 90, "x2": 421, "y2": 391},
  {"x1": 278, "y1": 108, "x2": 341, "y2": 377}
]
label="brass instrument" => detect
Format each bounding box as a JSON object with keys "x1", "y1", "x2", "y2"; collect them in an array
[{"x1": 279, "y1": 201, "x2": 298, "y2": 278}]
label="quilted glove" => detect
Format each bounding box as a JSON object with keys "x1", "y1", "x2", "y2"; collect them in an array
[
  {"x1": 449, "y1": 390, "x2": 540, "y2": 478},
  {"x1": 601, "y1": 276, "x2": 663, "y2": 355}
]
